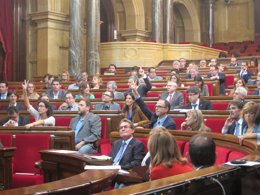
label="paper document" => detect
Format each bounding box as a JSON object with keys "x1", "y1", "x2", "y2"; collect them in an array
[
  {"x1": 84, "y1": 165, "x2": 121, "y2": 170},
  {"x1": 84, "y1": 155, "x2": 111, "y2": 160}
]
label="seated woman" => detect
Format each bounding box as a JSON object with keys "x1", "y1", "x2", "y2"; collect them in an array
[
  {"x1": 194, "y1": 75, "x2": 209, "y2": 96},
  {"x1": 60, "y1": 70, "x2": 70, "y2": 82},
  {"x1": 180, "y1": 110, "x2": 211, "y2": 131},
  {"x1": 75, "y1": 81, "x2": 95, "y2": 100},
  {"x1": 148, "y1": 130, "x2": 192, "y2": 180},
  {"x1": 20, "y1": 82, "x2": 40, "y2": 99},
  {"x1": 239, "y1": 101, "x2": 260, "y2": 144},
  {"x1": 91, "y1": 74, "x2": 103, "y2": 89},
  {"x1": 22, "y1": 80, "x2": 55, "y2": 128},
  {"x1": 122, "y1": 93, "x2": 149, "y2": 128},
  {"x1": 228, "y1": 78, "x2": 246, "y2": 96},
  {"x1": 168, "y1": 73, "x2": 181, "y2": 87}
]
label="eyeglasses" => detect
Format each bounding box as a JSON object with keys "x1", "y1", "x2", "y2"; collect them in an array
[
  {"x1": 38, "y1": 105, "x2": 46, "y2": 108},
  {"x1": 119, "y1": 125, "x2": 131, "y2": 130},
  {"x1": 155, "y1": 105, "x2": 166, "y2": 109}
]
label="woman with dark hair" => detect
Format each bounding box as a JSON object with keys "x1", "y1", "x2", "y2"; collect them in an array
[
  {"x1": 168, "y1": 73, "x2": 181, "y2": 86},
  {"x1": 22, "y1": 80, "x2": 55, "y2": 128},
  {"x1": 75, "y1": 81, "x2": 95, "y2": 100},
  {"x1": 122, "y1": 93, "x2": 149, "y2": 128},
  {"x1": 193, "y1": 75, "x2": 209, "y2": 96},
  {"x1": 148, "y1": 130, "x2": 192, "y2": 180},
  {"x1": 228, "y1": 78, "x2": 247, "y2": 96}
]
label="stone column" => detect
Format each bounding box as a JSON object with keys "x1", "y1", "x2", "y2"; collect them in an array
[
  {"x1": 209, "y1": 0, "x2": 215, "y2": 47},
  {"x1": 69, "y1": 0, "x2": 86, "y2": 77},
  {"x1": 86, "y1": 0, "x2": 100, "y2": 75},
  {"x1": 152, "y1": 0, "x2": 163, "y2": 43},
  {"x1": 164, "y1": 0, "x2": 174, "y2": 43}
]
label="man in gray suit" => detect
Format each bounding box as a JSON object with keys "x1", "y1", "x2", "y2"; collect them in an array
[
  {"x1": 160, "y1": 81, "x2": 184, "y2": 110},
  {"x1": 94, "y1": 91, "x2": 121, "y2": 111},
  {"x1": 70, "y1": 99, "x2": 101, "y2": 154},
  {"x1": 106, "y1": 81, "x2": 124, "y2": 99},
  {"x1": 58, "y1": 92, "x2": 78, "y2": 111},
  {"x1": 47, "y1": 79, "x2": 67, "y2": 99}
]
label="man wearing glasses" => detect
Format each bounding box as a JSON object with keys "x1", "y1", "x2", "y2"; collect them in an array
[
  {"x1": 94, "y1": 91, "x2": 121, "y2": 111},
  {"x1": 131, "y1": 84, "x2": 176, "y2": 130},
  {"x1": 0, "y1": 106, "x2": 29, "y2": 126},
  {"x1": 184, "y1": 86, "x2": 212, "y2": 110},
  {"x1": 109, "y1": 118, "x2": 145, "y2": 170}
]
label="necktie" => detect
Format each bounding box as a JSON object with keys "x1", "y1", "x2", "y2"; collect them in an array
[
  {"x1": 68, "y1": 106, "x2": 72, "y2": 110},
  {"x1": 113, "y1": 141, "x2": 126, "y2": 165},
  {"x1": 234, "y1": 122, "x2": 241, "y2": 136},
  {"x1": 103, "y1": 105, "x2": 109, "y2": 110},
  {"x1": 168, "y1": 94, "x2": 172, "y2": 104},
  {"x1": 192, "y1": 104, "x2": 197, "y2": 110}
]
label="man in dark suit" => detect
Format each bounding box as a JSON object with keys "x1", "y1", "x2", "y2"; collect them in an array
[
  {"x1": 236, "y1": 62, "x2": 252, "y2": 84},
  {"x1": 125, "y1": 67, "x2": 152, "y2": 97},
  {"x1": 47, "y1": 79, "x2": 67, "y2": 99},
  {"x1": 160, "y1": 81, "x2": 184, "y2": 110},
  {"x1": 131, "y1": 83, "x2": 176, "y2": 130},
  {"x1": 0, "y1": 81, "x2": 8, "y2": 100},
  {"x1": 109, "y1": 118, "x2": 145, "y2": 170},
  {"x1": 0, "y1": 106, "x2": 29, "y2": 126},
  {"x1": 222, "y1": 101, "x2": 246, "y2": 136},
  {"x1": 252, "y1": 77, "x2": 260, "y2": 96},
  {"x1": 207, "y1": 65, "x2": 226, "y2": 96},
  {"x1": 184, "y1": 86, "x2": 212, "y2": 110},
  {"x1": 70, "y1": 99, "x2": 101, "y2": 154}
]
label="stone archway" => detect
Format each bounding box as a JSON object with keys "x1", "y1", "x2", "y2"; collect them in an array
[{"x1": 173, "y1": 0, "x2": 201, "y2": 43}]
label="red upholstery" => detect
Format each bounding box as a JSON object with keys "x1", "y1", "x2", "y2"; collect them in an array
[
  {"x1": 182, "y1": 91, "x2": 187, "y2": 105},
  {"x1": 146, "y1": 92, "x2": 160, "y2": 98},
  {"x1": 12, "y1": 134, "x2": 51, "y2": 188},
  {"x1": 225, "y1": 75, "x2": 235, "y2": 88},
  {"x1": 101, "y1": 117, "x2": 108, "y2": 139},
  {"x1": 177, "y1": 140, "x2": 186, "y2": 154},
  {"x1": 211, "y1": 102, "x2": 229, "y2": 110},
  {"x1": 227, "y1": 150, "x2": 247, "y2": 162},
  {"x1": 98, "y1": 117, "x2": 111, "y2": 155},
  {"x1": 94, "y1": 93, "x2": 102, "y2": 98},
  {"x1": 55, "y1": 116, "x2": 72, "y2": 126},
  {"x1": 29, "y1": 117, "x2": 35, "y2": 123},
  {"x1": 136, "y1": 137, "x2": 148, "y2": 153},
  {"x1": 0, "y1": 134, "x2": 13, "y2": 147},
  {"x1": 174, "y1": 118, "x2": 185, "y2": 130},
  {"x1": 117, "y1": 85, "x2": 129, "y2": 89},
  {"x1": 206, "y1": 83, "x2": 214, "y2": 96},
  {"x1": 215, "y1": 146, "x2": 232, "y2": 165},
  {"x1": 146, "y1": 103, "x2": 155, "y2": 112},
  {"x1": 204, "y1": 118, "x2": 226, "y2": 133}
]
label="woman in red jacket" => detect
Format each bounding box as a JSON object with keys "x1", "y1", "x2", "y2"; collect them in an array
[{"x1": 148, "y1": 130, "x2": 192, "y2": 180}]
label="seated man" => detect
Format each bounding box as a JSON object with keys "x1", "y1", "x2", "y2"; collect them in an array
[
  {"x1": 0, "y1": 106, "x2": 29, "y2": 126},
  {"x1": 125, "y1": 67, "x2": 152, "y2": 97},
  {"x1": 131, "y1": 83, "x2": 176, "y2": 130},
  {"x1": 58, "y1": 92, "x2": 78, "y2": 111},
  {"x1": 237, "y1": 62, "x2": 252, "y2": 84},
  {"x1": 104, "y1": 64, "x2": 117, "y2": 75},
  {"x1": 47, "y1": 79, "x2": 67, "y2": 99},
  {"x1": 68, "y1": 76, "x2": 83, "y2": 90},
  {"x1": 233, "y1": 87, "x2": 247, "y2": 102},
  {"x1": 207, "y1": 65, "x2": 226, "y2": 96},
  {"x1": 228, "y1": 57, "x2": 240, "y2": 67},
  {"x1": 222, "y1": 101, "x2": 246, "y2": 136},
  {"x1": 147, "y1": 67, "x2": 163, "y2": 81},
  {"x1": 160, "y1": 81, "x2": 184, "y2": 110},
  {"x1": 109, "y1": 118, "x2": 145, "y2": 170},
  {"x1": 106, "y1": 81, "x2": 124, "y2": 99},
  {"x1": 81, "y1": 71, "x2": 89, "y2": 82},
  {"x1": 0, "y1": 81, "x2": 8, "y2": 99},
  {"x1": 184, "y1": 86, "x2": 212, "y2": 110},
  {"x1": 189, "y1": 134, "x2": 216, "y2": 169},
  {"x1": 185, "y1": 64, "x2": 199, "y2": 79},
  {"x1": 70, "y1": 99, "x2": 101, "y2": 154},
  {"x1": 94, "y1": 91, "x2": 121, "y2": 111},
  {"x1": 252, "y1": 76, "x2": 260, "y2": 95}
]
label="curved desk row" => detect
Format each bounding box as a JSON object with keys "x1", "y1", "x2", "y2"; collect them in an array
[{"x1": 0, "y1": 132, "x2": 259, "y2": 195}]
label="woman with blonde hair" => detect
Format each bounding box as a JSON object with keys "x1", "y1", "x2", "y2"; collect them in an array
[
  {"x1": 91, "y1": 74, "x2": 103, "y2": 89},
  {"x1": 148, "y1": 130, "x2": 192, "y2": 180},
  {"x1": 20, "y1": 82, "x2": 40, "y2": 100},
  {"x1": 239, "y1": 101, "x2": 260, "y2": 144},
  {"x1": 60, "y1": 70, "x2": 70, "y2": 82},
  {"x1": 181, "y1": 110, "x2": 211, "y2": 132}
]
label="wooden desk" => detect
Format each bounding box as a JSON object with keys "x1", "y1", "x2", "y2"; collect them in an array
[{"x1": 0, "y1": 147, "x2": 16, "y2": 190}]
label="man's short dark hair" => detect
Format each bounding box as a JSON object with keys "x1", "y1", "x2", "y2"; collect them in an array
[
  {"x1": 148, "y1": 67, "x2": 155, "y2": 73},
  {"x1": 159, "y1": 99, "x2": 171, "y2": 113},
  {"x1": 189, "y1": 134, "x2": 216, "y2": 168},
  {"x1": 187, "y1": 86, "x2": 200, "y2": 95},
  {"x1": 229, "y1": 101, "x2": 244, "y2": 110},
  {"x1": 109, "y1": 64, "x2": 117, "y2": 69},
  {"x1": 0, "y1": 81, "x2": 8, "y2": 87},
  {"x1": 7, "y1": 106, "x2": 19, "y2": 115}
]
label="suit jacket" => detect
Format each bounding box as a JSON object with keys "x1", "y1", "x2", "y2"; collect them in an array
[
  {"x1": 125, "y1": 77, "x2": 152, "y2": 97},
  {"x1": 0, "y1": 115, "x2": 29, "y2": 126},
  {"x1": 236, "y1": 70, "x2": 252, "y2": 84},
  {"x1": 70, "y1": 112, "x2": 101, "y2": 144},
  {"x1": 207, "y1": 73, "x2": 226, "y2": 95},
  {"x1": 252, "y1": 89, "x2": 260, "y2": 96},
  {"x1": 160, "y1": 91, "x2": 184, "y2": 110},
  {"x1": 47, "y1": 89, "x2": 67, "y2": 99},
  {"x1": 184, "y1": 98, "x2": 212, "y2": 110},
  {"x1": 135, "y1": 97, "x2": 176, "y2": 130},
  {"x1": 114, "y1": 91, "x2": 125, "y2": 99},
  {"x1": 225, "y1": 120, "x2": 247, "y2": 135},
  {"x1": 109, "y1": 138, "x2": 145, "y2": 170},
  {"x1": 94, "y1": 102, "x2": 121, "y2": 111},
  {"x1": 5, "y1": 103, "x2": 26, "y2": 111}
]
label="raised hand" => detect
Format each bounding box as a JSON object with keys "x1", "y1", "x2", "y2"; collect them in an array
[{"x1": 22, "y1": 80, "x2": 29, "y2": 91}]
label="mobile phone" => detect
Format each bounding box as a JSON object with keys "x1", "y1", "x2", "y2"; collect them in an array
[{"x1": 230, "y1": 159, "x2": 247, "y2": 164}]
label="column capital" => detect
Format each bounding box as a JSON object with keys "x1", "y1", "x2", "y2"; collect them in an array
[{"x1": 120, "y1": 30, "x2": 150, "y2": 41}]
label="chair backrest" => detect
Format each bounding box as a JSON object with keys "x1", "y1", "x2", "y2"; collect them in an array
[
  {"x1": 0, "y1": 134, "x2": 13, "y2": 147},
  {"x1": 13, "y1": 134, "x2": 51, "y2": 174},
  {"x1": 101, "y1": 117, "x2": 109, "y2": 139},
  {"x1": 55, "y1": 116, "x2": 72, "y2": 126}
]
